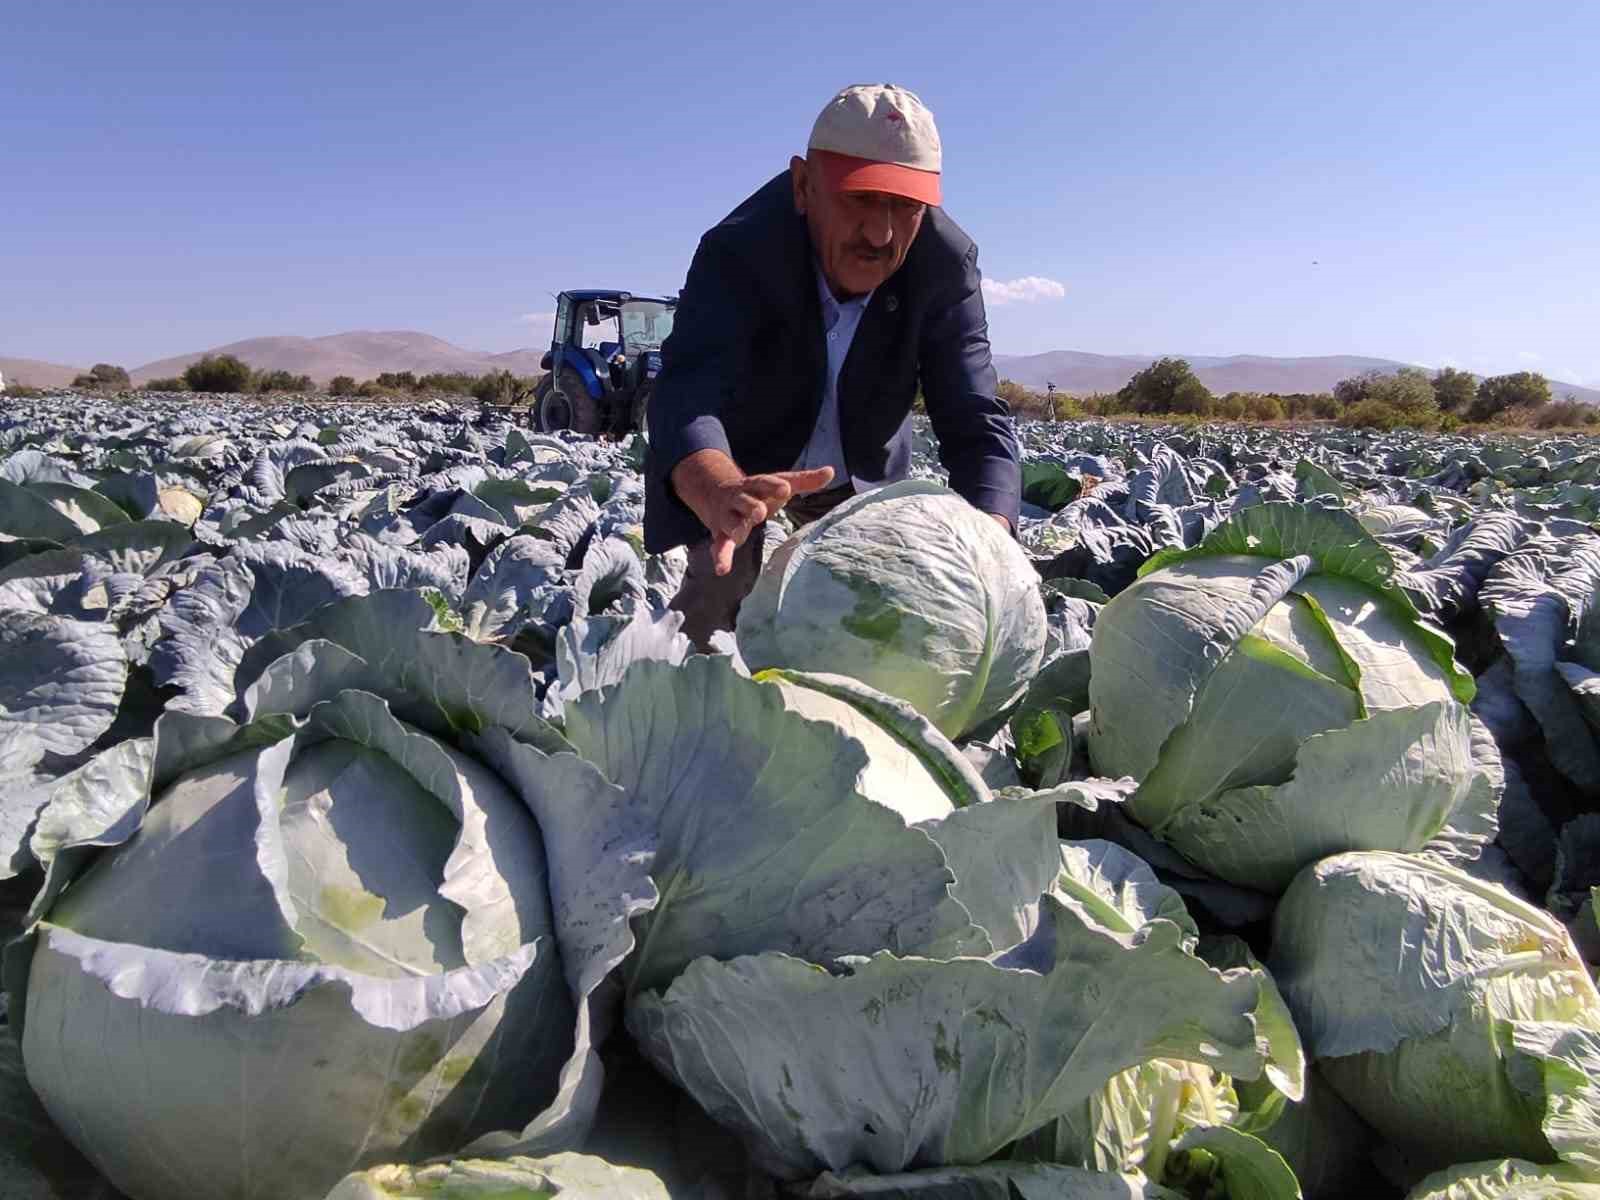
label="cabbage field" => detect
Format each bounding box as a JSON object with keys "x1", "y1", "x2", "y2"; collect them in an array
[{"x1": 5, "y1": 392, "x2": 1600, "y2": 1200}]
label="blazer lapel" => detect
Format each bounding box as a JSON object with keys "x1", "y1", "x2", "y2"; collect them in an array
[{"x1": 838, "y1": 278, "x2": 901, "y2": 406}]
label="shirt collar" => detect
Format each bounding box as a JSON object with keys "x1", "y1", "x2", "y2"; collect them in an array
[{"x1": 814, "y1": 258, "x2": 874, "y2": 314}]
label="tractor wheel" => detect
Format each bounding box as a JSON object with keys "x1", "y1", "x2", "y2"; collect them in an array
[{"x1": 535, "y1": 367, "x2": 603, "y2": 435}]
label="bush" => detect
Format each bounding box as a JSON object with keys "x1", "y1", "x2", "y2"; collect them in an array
[
  {"x1": 1332, "y1": 368, "x2": 1438, "y2": 429},
  {"x1": 254, "y1": 369, "x2": 313, "y2": 393},
  {"x1": 183, "y1": 354, "x2": 254, "y2": 393},
  {"x1": 374, "y1": 371, "x2": 418, "y2": 392},
  {"x1": 1243, "y1": 393, "x2": 1286, "y2": 421},
  {"x1": 1049, "y1": 392, "x2": 1087, "y2": 420},
  {"x1": 471, "y1": 370, "x2": 540, "y2": 407},
  {"x1": 1470, "y1": 371, "x2": 1552, "y2": 423},
  {"x1": 996, "y1": 378, "x2": 1055, "y2": 420},
  {"x1": 1529, "y1": 399, "x2": 1594, "y2": 429},
  {"x1": 328, "y1": 375, "x2": 358, "y2": 396},
  {"x1": 417, "y1": 372, "x2": 477, "y2": 395},
  {"x1": 1432, "y1": 367, "x2": 1476, "y2": 414},
  {"x1": 71, "y1": 363, "x2": 131, "y2": 389},
  {"x1": 1214, "y1": 393, "x2": 1248, "y2": 420},
  {"x1": 1341, "y1": 398, "x2": 1406, "y2": 430},
  {"x1": 1283, "y1": 392, "x2": 1339, "y2": 420},
  {"x1": 141, "y1": 376, "x2": 187, "y2": 392},
  {"x1": 1078, "y1": 391, "x2": 1124, "y2": 416}
]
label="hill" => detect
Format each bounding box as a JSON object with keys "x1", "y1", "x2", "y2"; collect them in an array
[
  {"x1": 12, "y1": 334, "x2": 1596, "y2": 405},
  {"x1": 991, "y1": 350, "x2": 1600, "y2": 405},
  {"x1": 0, "y1": 356, "x2": 86, "y2": 388},
  {"x1": 129, "y1": 331, "x2": 546, "y2": 385}
]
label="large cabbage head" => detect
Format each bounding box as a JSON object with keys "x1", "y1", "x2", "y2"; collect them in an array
[
  {"x1": 736, "y1": 481, "x2": 1047, "y2": 740},
  {"x1": 1088, "y1": 503, "x2": 1488, "y2": 892},
  {"x1": 1270, "y1": 851, "x2": 1600, "y2": 1177},
  {"x1": 7, "y1": 592, "x2": 583, "y2": 1200}
]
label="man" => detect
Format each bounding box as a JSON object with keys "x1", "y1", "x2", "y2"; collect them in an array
[{"x1": 646, "y1": 83, "x2": 1021, "y2": 647}]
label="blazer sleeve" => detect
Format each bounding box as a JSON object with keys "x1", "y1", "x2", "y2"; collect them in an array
[
  {"x1": 647, "y1": 237, "x2": 763, "y2": 487},
  {"x1": 917, "y1": 243, "x2": 1022, "y2": 529}
]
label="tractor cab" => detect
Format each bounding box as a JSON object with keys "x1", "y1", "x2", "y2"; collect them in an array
[{"x1": 532, "y1": 289, "x2": 676, "y2": 436}]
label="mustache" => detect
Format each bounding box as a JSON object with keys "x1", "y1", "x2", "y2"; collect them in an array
[{"x1": 844, "y1": 242, "x2": 890, "y2": 260}]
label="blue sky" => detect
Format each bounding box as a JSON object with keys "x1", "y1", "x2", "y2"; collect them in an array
[{"x1": 4, "y1": 1, "x2": 1597, "y2": 384}]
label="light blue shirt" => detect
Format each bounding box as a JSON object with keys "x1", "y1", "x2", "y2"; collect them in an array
[{"x1": 794, "y1": 260, "x2": 873, "y2": 485}]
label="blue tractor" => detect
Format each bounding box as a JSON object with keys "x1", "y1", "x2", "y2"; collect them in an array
[{"x1": 531, "y1": 290, "x2": 677, "y2": 436}]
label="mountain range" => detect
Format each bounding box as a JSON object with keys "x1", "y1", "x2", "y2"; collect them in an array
[{"x1": 4, "y1": 331, "x2": 1596, "y2": 404}]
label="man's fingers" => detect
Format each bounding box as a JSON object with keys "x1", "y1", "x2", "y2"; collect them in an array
[
  {"x1": 775, "y1": 466, "x2": 836, "y2": 496},
  {"x1": 710, "y1": 535, "x2": 736, "y2": 576}
]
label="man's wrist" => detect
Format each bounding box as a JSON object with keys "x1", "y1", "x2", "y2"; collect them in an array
[{"x1": 671, "y1": 449, "x2": 743, "y2": 526}]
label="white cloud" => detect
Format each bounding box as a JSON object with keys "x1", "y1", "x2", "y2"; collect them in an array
[
  {"x1": 981, "y1": 275, "x2": 1067, "y2": 306},
  {"x1": 519, "y1": 311, "x2": 557, "y2": 326},
  {"x1": 1517, "y1": 350, "x2": 1543, "y2": 363}
]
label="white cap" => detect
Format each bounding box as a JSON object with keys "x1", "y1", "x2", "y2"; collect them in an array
[{"x1": 807, "y1": 84, "x2": 942, "y2": 204}]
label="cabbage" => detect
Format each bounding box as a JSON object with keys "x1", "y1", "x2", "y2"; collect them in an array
[
  {"x1": 1088, "y1": 503, "x2": 1494, "y2": 891},
  {"x1": 325, "y1": 1151, "x2": 669, "y2": 1198},
  {"x1": 6, "y1": 594, "x2": 596, "y2": 1200},
  {"x1": 1405, "y1": 1159, "x2": 1600, "y2": 1199},
  {"x1": 1270, "y1": 851, "x2": 1600, "y2": 1177},
  {"x1": 627, "y1": 838, "x2": 1265, "y2": 1181},
  {"x1": 737, "y1": 481, "x2": 1047, "y2": 739}
]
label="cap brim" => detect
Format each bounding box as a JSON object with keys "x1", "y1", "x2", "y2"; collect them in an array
[{"x1": 812, "y1": 150, "x2": 941, "y2": 206}]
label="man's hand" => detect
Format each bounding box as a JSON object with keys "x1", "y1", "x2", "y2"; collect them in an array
[
  {"x1": 986, "y1": 511, "x2": 1012, "y2": 534},
  {"x1": 671, "y1": 449, "x2": 836, "y2": 575}
]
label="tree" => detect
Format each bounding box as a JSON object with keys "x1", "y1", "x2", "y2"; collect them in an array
[
  {"x1": 1431, "y1": 367, "x2": 1476, "y2": 414},
  {"x1": 1117, "y1": 357, "x2": 1212, "y2": 416},
  {"x1": 71, "y1": 363, "x2": 131, "y2": 389},
  {"x1": 1470, "y1": 371, "x2": 1552, "y2": 423},
  {"x1": 328, "y1": 375, "x2": 358, "y2": 396},
  {"x1": 1333, "y1": 370, "x2": 1384, "y2": 408},
  {"x1": 183, "y1": 354, "x2": 254, "y2": 393}
]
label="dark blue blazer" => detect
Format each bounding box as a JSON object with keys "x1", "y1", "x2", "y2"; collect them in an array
[{"x1": 644, "y1": 172, "x2": 1021, "y2": 553}]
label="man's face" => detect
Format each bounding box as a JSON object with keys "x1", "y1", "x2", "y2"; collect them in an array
[{"x1": 792, "y1": 155, "x2": 926, "y2": 299}]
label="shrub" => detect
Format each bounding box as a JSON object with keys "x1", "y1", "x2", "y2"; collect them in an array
[
  {"x1": 254, "y1": 369, "x2": 313, "y2": 393},
  {"x1": 71, "y1": 363, "x2": 131, "y2": 389},
  {"x1": 1243, "y1": 393, "x2": 1286, "y2": 421},
  {"x1": 1470, "y1": 371, "x2": 1552, "y2": 423},
  {"x1": 1530, "y1": 399, "x2": 1593, "y2": 429},
  {"x1": 997, "y1": 378, "x2": 1054, "y2": 420},
  {"x1": 1431, "y1": 366, "x2": 1476, "y2": 414},
  {"x1": 183, "y1": 353, "x2": 254, "y2": 393},
  {"x1": 416, "y1": 372, "x2": 477, "y2": 395},
  {"x1": 1283, "y1": 392, "x2": 1339, "y2": 420},
  {"x1": 1334, "y1": 368, "x2": 1438, "y2": 429},
  {"x1": 328, "y1": 375, "x2": 358, "y2": 396},
  {"x1": 1049, "y1": 392, "x2": 1087, "y2": 420},
  {"x1": 472, "y1": 370, "x2": 540, "y2": 407},
  {"x1": 1341, "y1": 398, "x2": 1405, "y2": 430},
  {"x1": 1214, "y1": 393, "x2": 1247, "y2": 420},
  {"x1": 141, "y1": 376, "x2": 187, "y2": 392}
]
